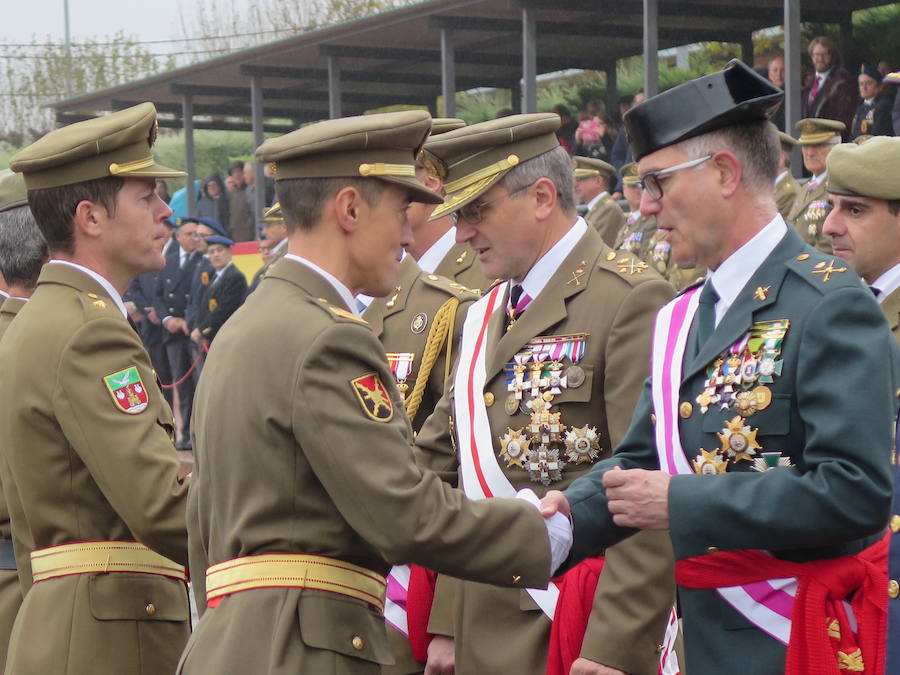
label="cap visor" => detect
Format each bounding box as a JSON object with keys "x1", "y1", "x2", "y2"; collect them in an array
[
  {"x1": 428, "y1": 171, "x2": 508, "y2": 221},
  {"x1": 120, "y1": 161, "x2": 187, "y2": 179},
  {"x1": 382, "y1": 175, "x2": 443, "y2": 205}
]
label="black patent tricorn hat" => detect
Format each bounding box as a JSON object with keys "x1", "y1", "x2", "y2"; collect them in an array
[{"x1": 624, "y1": 60, "x2": 784, "y2": 161}]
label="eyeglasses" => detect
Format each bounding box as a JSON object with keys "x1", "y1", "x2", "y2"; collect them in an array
[
  {"x1": 638, "y1": 155, "x2": 712, "y2": 201},
  {"x1": 457, "y1": 182, "x2": 535, "y2": 224}
]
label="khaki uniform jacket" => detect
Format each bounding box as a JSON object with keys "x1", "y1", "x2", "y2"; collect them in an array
[
  {"x1": 584, "y1": 194, "x2": 627, "y2": 247},
  {"x1": 0, "y1": 297, "x2": 26, "y2": 672},
  {"x1": 179, "y1": 257, "x2": 552, "y2": 675},
  {"x1": 786, "y1": 178, "x2": 833, "y2": 254},
  {"x1": 883, "y1": 287, "x2": 900, "y2": 342},
  {"x1": 414, "y1": 227, "x2": 678, "y2": 674},
  {"x1": 614, "y1": 211, "x2": 659, "y2": 260},
  {"x1": 775, "y1": 172, "x2": 800, "y2": 219},
  {"x1": 0, "y1": 264, "x2": 189, "y2": 675},
  {"x1": 646, "y1": 228, "x2": 708, "y2": 292},
  {"x1": 432, "y1": 242, "x2": 492, "y2": 292}
]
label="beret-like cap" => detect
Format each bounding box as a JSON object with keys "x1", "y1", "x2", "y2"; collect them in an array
[
  {"x1": 424, "y1": 112, "x2": 561, "y2": 220},
  {"x1": 10, "y1": 103, "x2": 185, "y2": 190},
  {"x1": 0, "y1": 169, "x2": 28, "y2": 213},
  {"x1": 255, "y1": 110, "x2": 441, "y2": 204},
  {"x1": 573, "y1": 156, "x2": 615, "y2": 181},
  {"x1": 859, "y1": 63, "x2": 882, "y2": 83},
  {"x1": 620, "y1": 162, "x2": 639, "y2": 186},
  {"x1": 795, "y1": 118, "x2": 845, "y2": 145},
  {"x1": 419, "y1": 117, "x2": 467, "y2": 180},
  {"x1": 205, "y1": 234, "x2": 235, "y2": 247},
  {"x1": 826, "y1": 136, "x2": 900, "y2": 200},
  {"x1": 624, "y1": 60, "x2": 783, "y2": 162}
]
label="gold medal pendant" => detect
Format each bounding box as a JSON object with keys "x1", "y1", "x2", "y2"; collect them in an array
[
  {"x1": 716, "y1": 416, "x2": 762, "y2": 462},
  {"x1": 499, "y1": 428, "x2": 530, "y2": 468},
  {"x1": 692, "y1": 448, "x2": 729, "y2": 475},
  {"x1": 527, "y1": 445, "x2": 563, "y2": 485},
  {"x1": 564, "y1": 425, "x2": 601, "y2": 464}
]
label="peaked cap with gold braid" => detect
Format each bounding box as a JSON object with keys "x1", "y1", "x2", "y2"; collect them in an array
[
  {"x1": 418, "y1": 117, "x2": 466, "y2": 180},
  {"x1": 424, "y1": 112, "x2": 561, "y2": 220},
  {"x1": 795, "y1": 118, "x2": 845, "y2": 146}
]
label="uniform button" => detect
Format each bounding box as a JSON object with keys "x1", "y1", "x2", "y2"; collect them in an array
[
  {"x1": 351, "y1": 636, "x2": 364, "y2": 650},
  {"x1": 891, "y1": 515, "x2": 900, "y2": 534},
  {"x1": 679, "y1": 402, "x2": 693, "y2": 419},
  {"x1": 606, "y1": 252, "x2": 616, "y2": 261},
  {"x1": 145, "y1": 602, "x2": 157, "y2": 616},
  {"x1": 168, "y1": 293, "x2": 174, "y2": 298},
  {"x1": 427, "y1": 275, "x2": 439, "y2": 281},
  {"x1": 889, "y1": 579, "x2": 899, "y2": 599},
  {"x1": 707, "y1": 546, "x2": 719, "y2": 554},
  {"x1": 484, "y1": 392, "x2": 495, "y2": 407}
]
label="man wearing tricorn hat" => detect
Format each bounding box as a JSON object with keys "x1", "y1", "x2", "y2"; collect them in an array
[
  {"x1": 573, "y1": 156, "x2": 627, "y2": 247},
  {"x1": 543, "y1": 60, "x2": 898, "y2": 674},
  {"x1": 414, "y1": 114, "x2": 676, "y2": 675},
  {"x1": 1, "y1": 103, "x2": 192, "y2": 674},
  {"x1": 179, "y1": 110, "x2": 573, "y2": 675}
]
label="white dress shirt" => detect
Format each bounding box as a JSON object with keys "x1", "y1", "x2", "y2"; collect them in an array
[
  {"x1": 516, "y1": 217, "x2": 589, "y2": 302},
  {"x1": 871, "y1": 262, "x2": 900, "y2": 304},
  {"x1": 416, "y1": 227, "x2": 457, "y2": 274}
]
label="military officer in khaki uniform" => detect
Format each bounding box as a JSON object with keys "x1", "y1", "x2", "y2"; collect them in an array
[
  {"x1": 178, "y1": 111, "x2": 572, "y2": 675},
  {"x1": 613, "y1": 162, "x2": 658, "y2": 260},
  {"x1": 414, "y1": 114, "x2": 677, "y2": 675},
  {"x1": 573, "y1": 156, "x2": 626, "y2": 247},
  {"x1": 0, "y1": 170, "x2": 47, "y2": 670},
  {"x1": 0, "y1": 103, "x2": 191, "y2": 674},
  {"x1": 774, "y1": 129, "x2": 800, "y2": 217},
  {"x1": 785, "y1": 118, "x2": 845, "y2": 253}
]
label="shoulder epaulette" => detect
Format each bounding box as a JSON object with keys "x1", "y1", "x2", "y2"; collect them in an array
[
  {"x1": 596, "y1": 250, "x2": 655, "y2": 285},
  {"x1": 80, "y1": 291, "x2": 117, "y2": 315},
  {"x1": 785, "y1": 250, "x2": 859, "y2": 293},
  {"x1": 312, "y1": 297, "x2": 370, "y2": 325},
  {"x1": 420, "y1": 272, "x2": 481, "y2": 299}
]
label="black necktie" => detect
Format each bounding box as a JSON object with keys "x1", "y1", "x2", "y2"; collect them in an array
[
  {"x1": 506, "y1": 284, "x2": 525, "y2": 330},
  {"x1": 870, "y1": 286, "x2": 881, "y2": 299},
  {"x1": 696, "y1": 281, "x2": 719, "y2": 349}
]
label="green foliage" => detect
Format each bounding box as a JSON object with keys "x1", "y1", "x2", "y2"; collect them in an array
[
  {"x1": 851, "y1": 4, "x2": 900, "y2": 68},
  {"x1": 152, "y1": 129, "x2": 257, "y2": 190}
]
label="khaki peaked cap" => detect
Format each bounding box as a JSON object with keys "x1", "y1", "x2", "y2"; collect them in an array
[
  {"x1": 424, "y1": 113, "x2": 561, "y2": 219},
  {"x1": 795, "y1": 118, "x2": 845, "y2": 146},
  {"x1": 430, "y1": 118, "x2": 466, "y2": 136},
  {"x1": 10, "y1": 103, "x2": 185, "y2": 190},
  {"x1": 826, "y1": 136, "x2": 900, "y2": 200},
  {"x1": 419, "y1": 117, "x2": 467, "y2": 180},
  {"x1": 255, "y1": 110, "x2": 441, "y2": 204},
  {"x1": 573, "y1": 156, "x2": 616, "y2": 181},
  {"x1": 620, "y1": 162, "x2": 639, "y2": 186},
  {"x1": 0, "y1": 169, "x2": 28, "y2": 213}
]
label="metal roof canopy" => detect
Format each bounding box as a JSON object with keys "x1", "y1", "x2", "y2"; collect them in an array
[{"x1": 49, "y1": 0, "x2": 885, "y2": 217}]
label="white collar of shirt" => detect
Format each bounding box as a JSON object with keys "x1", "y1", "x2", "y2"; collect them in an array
[
  {"x1": 284, "y1": 254, "x2": 359, "y2": 315},
  {"x1": 211, "y1": 262, "x2": 232, "y2": 285},
  {"x1": 586, "y1": 191, "x2": 609, "y2": 212},
  {"x1": 707, "y1": 215, "x2": 787, "y2": 326},
  {"x1": 515, "y1": 217, "x2": 589, "y2": 302},
  {"x1": 817, "y1": 69, "x2": 831, "y2": 84},
  {"x1": 9, "y1": 296, "x2": 28, "y2": 302},
  {"x1": 416, "y1": 227, "x2": 457, "y2": 274},
  {"x1": 871, "y1": 261, "x2": 900, "y2": 304},
  {"x1": 271, "y1": 237, "x2": 288, "y2": 255},
  {"x1": 0, "y1": 290, "x2": 7, "y2": 299},
  {"x1": 808, "y1": 171, "x2": 827, "y2": 188},
  {"x1": 775, "y1": 170, "x2": 790, "y2": 184},
  {"x1": 864, "y1": 97, "x2": 875, "y2": 105},
  {"x1": 48, "y1": 260, "x2": 128, "y2": 318}
]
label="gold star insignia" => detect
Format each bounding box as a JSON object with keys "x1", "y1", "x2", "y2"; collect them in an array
[{"x1": 717, "y1": 416, "x2": 762, "y2": 462}]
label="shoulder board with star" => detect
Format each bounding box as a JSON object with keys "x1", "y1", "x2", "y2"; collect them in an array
[
  {"x1": 79, "y1": 291, "x2": 117, "y2": 315},
  {"x1": 419, "y1": 272, "x2": 482, "y2": 300},
  {"x1": 785, "y1": 249, "x2": 860, "y2": 294},
  {"x1": 596, "y1": 250, "x2": 658, "y2": 286},
  {"x1": 310, "y1": 297, "x2": 370, "y2": 325}
]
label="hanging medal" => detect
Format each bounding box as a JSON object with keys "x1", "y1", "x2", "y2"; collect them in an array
[
  {"x1": 385, "y1": 352, "x2": 415, "y2": 395},
  {"x1": 716, "y1": 416, "x2": 762, "y2": 463}
]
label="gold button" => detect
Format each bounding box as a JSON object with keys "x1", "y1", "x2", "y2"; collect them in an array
[
  {"x1": 606, "y1": 252, "x2": 616, "y2": 261},
  {"x1": 512, "y1": 574, "x2": 521, "y2": 584},
  {"x1": 891, "y1": 515, "x2": 900, "y2": 534},
  {"x1": 679, "y1": 402, "x2": 693, "y2": 419},
  {"x1": 145, "y1": 603, "x2": 157, "y2": 616},
  {"x1": 650, "y1": 413, "x2": 657, "y2": 425},
  {"x1": 796, "y1": 253, "x2": 810, "y2": 261},
  {"x1": 707, "y1": 546, "x2": 719, "y2": 554},
  {"x1": 427, "y1": 274, "x2": 439, "y2": 281},
  {"x1": 889, "y1": 579, "x2": 899, "y2": 599},
  {"x1": 352, "y1": 636, "x2": 364, "y2": 650},
  {"x1": 484, "y1": 392, "x2": 495, "y2": 407}
]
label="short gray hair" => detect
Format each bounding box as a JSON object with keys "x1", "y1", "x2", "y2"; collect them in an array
[
  {"x1": 675, "y1": 120, "x2": 779, "y2": 194},
  {"x1": 499, "y1": 145, "x2": 576, "y2": 216},
  {"x1": 0, "y1": 205, "x2": 47, "y2": 291}
]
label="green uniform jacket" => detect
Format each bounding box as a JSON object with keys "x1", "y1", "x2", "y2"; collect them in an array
[
  {"x1": 786, "y1": 178, "x2": 833, "y2": 253},
  {"x1": 614, "y1": 211, "x2": 659, "y2": 261},
  {"x1": 414, "y1": 227, "x2": 678, "y2": 675},
  {"x1": 432, "y1": 242, "x2": 492, "y2": 292},
  {"x1": 564, "y1": 229, "x2": 897, "y2": 674},
  {"x1": 179, "y1": 257, "x2": 551, "y2": 675},
  {"x1": 0, "y1": 297, "x2": 26, "y2": 671},
  {"x1": 584, "y1": 193, "x2": 627, "y2": 247},
  {"x1": 0, "y1": 264, "x2": 190, "y2": 675},
  {"x1": 775, "y1": 172, "x2": 800, "y2": 219},
  {"x1": 646, "y1": 228, "x2": 707, "y2": 292}
]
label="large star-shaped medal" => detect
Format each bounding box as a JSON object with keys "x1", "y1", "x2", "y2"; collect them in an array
[
  {"x1": 717, "y1": 416, "x2": 762, "y2": 462},
  {"x1": 527, "y1": 445, "x2": 564, "y2": 485},
  {"x1": 692, "y1": 448, "x2": 729, "y2": 475},
  {"x1": 564, "y1": 425, "x2": 601, "y2": 464},
  {"x1": 499, "y1": 428, "x2": 530, "y2": 469}
]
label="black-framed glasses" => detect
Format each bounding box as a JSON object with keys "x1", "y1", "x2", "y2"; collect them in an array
[
  {"x1": 457, "y1": 182, "x2": 535, "y2": 224},
  {"x1": 638, "y1": 155, "x2": 712, "y2": 201}
]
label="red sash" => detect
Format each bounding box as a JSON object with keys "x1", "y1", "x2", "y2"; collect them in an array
[{"x1": 546, "y1": 558, "x2": 606, "y2": 675}]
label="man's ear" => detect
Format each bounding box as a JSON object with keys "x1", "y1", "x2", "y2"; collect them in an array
[
  {"x1": 532, "y1": 177, "x2": 559, "y2": 221},
  {"x1": 713, "y1": 150, "x2": 743, "y2": 198},
  {"x1": 72, "y1": 200, "x2": 106, "y2": 240},
  {"x1": 332, "y1": 186, "x2": 365, "y2": 234}
]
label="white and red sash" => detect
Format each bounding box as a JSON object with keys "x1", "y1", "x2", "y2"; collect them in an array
[{"x1": 651, "y1": 287, "x2": 795, "y2": 644}]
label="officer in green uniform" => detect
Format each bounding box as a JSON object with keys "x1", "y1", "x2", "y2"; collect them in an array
[
  {"x1": 414, "y1": 114, "x2": 677, "y2": 675},
  {"x1": 0, "y1": 169, "x2": 46, "y2": 670},
  {"x1": 546, "y1": 60, "x2": 897, "y2": 675},
  {"x1": 1, "y1": 103, "x2": 191, "y2": 674},
  {"x1": 178, "y1": 110, "x2": 571, "y2": 675},
  {"x1": 785, "y1": 118, "x2": 845, "y2": 253},
  {"x1": 613, "y1": 162, "x2": 658, "y2": 260},
  {"x1": 774, "y1": 128, "x2": 800, "y2": 218},
  {"x1": 573, "y1": 156, "x2": 626, "y2": 247}
]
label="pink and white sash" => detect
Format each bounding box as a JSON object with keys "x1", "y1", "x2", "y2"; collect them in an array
[
  {"x1": 453, "y1": 282, "x2": 560, "y2": 619},
  {"x1": 385, "y1": 564, "x2": 411, "y2": 635},
  {"x1": 651, "y1": 288, "x2": 795, "y2": 644}
]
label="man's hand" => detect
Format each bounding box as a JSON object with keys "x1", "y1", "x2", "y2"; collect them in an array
[
  {"x1": 190, "y1": 328, "x2": 203, "y2": 345},
  {"x1": 424, "y1": 635, "x2": 454, "y2": 675},
  {"x1": 540, "y1": 490, "x2": 570, "y2": 518},
  {"x1": 144, "y1": 306, "x2": 160, "y2": 325},
  {"x1": 124, "y1": 301, "x2": 143, "y2": 323},
  {"x1": 603, "y1": 467, "x2": 670, "y2": 530},
  {"x1": 164, "y1": 317, "x2": 189, "y2": 335},
  {"x1": 570, "y1": 657, "x2": 627, "y2": 675}
]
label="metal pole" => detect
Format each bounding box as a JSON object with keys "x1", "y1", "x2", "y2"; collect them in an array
[
  {"x1": 63, "y1": 0, "x2": 72, "y2": 98},
  {"x1": 643, "y1": 0, "x2": 659, "y2": 97},
  {"x1": 440, "y1": 29, "x2": 456, "y2": 117},
  {"x1": 328, "y1": 56, "x2": 342, "y2": 119},
  {"x1": 511, "y1": 82, "x2": 523, "y2": 114},
  {"x1": 741, "y1": 34, "x2": 755, "y2": 67},
  {"x1": 181, "y1": 94, "x2": 196, "y2": 217},
  {"x1": 839, "y1": 15, "x2": 854, "y2": 76},
  {"x1": 522, "y1": 7, "x2": 537, "y2": 114},
  {"x1": 251, "y1": 75, "x2": 266, "y2": 225},
  {"x1": 784, "y1": 0, "x2": 802, "y2": 176}
]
